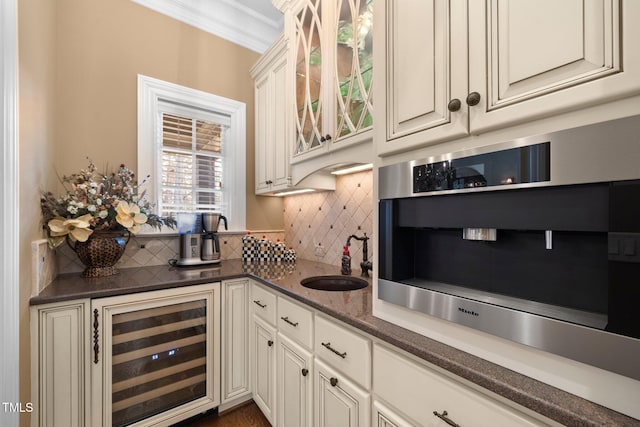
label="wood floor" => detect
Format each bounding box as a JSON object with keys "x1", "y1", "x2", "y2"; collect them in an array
[{"x1": 176, "y1": 401, "x2": 271, "y2": 427}]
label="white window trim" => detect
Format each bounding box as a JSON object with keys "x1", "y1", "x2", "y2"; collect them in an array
[{"x1": 137, "y1": 74, "x2": 246, "y2": 232}]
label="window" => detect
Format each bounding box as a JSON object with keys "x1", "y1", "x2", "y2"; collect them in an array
[{"x1": 138, "y1": 75, "x2": 246, "y2": 232}]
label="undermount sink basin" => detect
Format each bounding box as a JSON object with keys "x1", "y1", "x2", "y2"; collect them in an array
[{"x1": 300, "y1": 275, "x2": 368, "y2": 291}]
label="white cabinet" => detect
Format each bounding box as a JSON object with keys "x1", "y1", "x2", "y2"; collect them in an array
[
  {"x1": 276, "y1": 333, "x2": 313, "y2": 427},
  {"x1": 275, "y1": 0, "x2": 374, "y2": 162},
  {"x1": 31, "y1": 299, "x2": 90, "y2": 427},
  {"x1": 90, "y1": 284, "x2": 220, "y2": 427},
  {"x1": 314, "y1": 357, "x2": 371, "y2": 427},
  {"x1": 250, "y1": 281, "x2": 278, "y2": 423},
  {"x1": 251, "y1": 314, "x2": 277, "y2": 424},
  {"x1": 373, "y1": 344, "x2": 549, "y2": 427},
  {"x1": 252, "y1": 36, "x2": 292, "y2": 195},
  {"x1": 372, "y1": 400, "x2": 416, "y2": 427},
  {"x1": 376, "y1": 0, "x2": 640, "y2": 156},
  {"x1": 220, "y1": 279, "x2": 251, "y2": 408}
]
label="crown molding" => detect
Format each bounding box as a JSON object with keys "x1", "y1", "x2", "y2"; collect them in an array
[{"x1": 131, "y1": 0, "x2": 283, "y2": 53}]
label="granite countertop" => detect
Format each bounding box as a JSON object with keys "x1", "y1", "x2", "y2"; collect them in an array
[{"x1": 31, "y1": 259, "x2": 638, "y2": 426}]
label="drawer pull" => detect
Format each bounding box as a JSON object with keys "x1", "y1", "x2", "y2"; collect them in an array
[
  {"x1": 253, "y1": 300, "x2": 267, "y2": 308},
  {"x1": 433, "y1": 410, "x2": 460, "y2": 427},
  {"x1": 301, "y1": 368, "x2": 309, "y2": 377},
  {"x1": 329, "y1": 377, "x2": 338, "y2": 387},
  {"x1": 281, "y1": 316, "x2": 299, "y2": 327},
  {"x1": 321, "y1": 342, "x2": 347, "y2": 359}
]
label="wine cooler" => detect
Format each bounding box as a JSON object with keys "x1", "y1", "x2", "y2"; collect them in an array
[{"x1": 91, "y1": 283, "x2": 220, "y2": 427}]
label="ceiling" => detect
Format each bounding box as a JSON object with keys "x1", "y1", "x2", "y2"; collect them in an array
[{"x1": 132, "y1": 0, "x2": 284, "y2": 53}]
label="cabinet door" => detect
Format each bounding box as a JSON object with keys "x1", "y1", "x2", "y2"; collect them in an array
[
  {"x1": 293, "y1": 0, "x2": 325, "y2": 155},
  {"x1": 329, "y1": 0, "x2": 374, "y2": 144},
  {"x1": 252, "y1": 315, "x2": 277, "y2": 423},
  {"x1": 314, "y1": 358, "x2": 370, "y2": 427},
  {"x1": 469, "y1": 0, "x2": 640, "y2": 133},
  {"x1": 31, "y1": 300, "x2": 89, "y2": 427},
  {"x1": 271, "y1": 52, "x2": 292, "y2": 190},
  {"x1": 378, "y1": 0, "x2": 468, "y2": 155},
  {"x1": 221, "y1": 279, "x2": 250, "y2": 404},
  {"x1": 255, "y1": 71, "x2": 272, "y2": 193},
  {"x1": 276, "y1": 333, "x2": 312, "y2": 427},
  {"x1": 372, "y1": 400, "x2": 416, "y2": 427}
]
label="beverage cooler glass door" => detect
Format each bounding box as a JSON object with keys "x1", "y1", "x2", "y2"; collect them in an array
[{"x1": 91, "y1": 284, "x2": 221, "y2": 427}]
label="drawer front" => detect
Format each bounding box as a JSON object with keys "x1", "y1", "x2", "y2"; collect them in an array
[
  {"x1": 373, "y1": 345, "x2": 547, "y2": 427},
  {"x1": 250, "y1": 283, "x2": 277, "y2": 325},
  {"x1": 277, "y1": 296, "x2": 313, "y2": 349},
  {"x1": 314, "y1": 315, "x2": 371, "y2": 388}
]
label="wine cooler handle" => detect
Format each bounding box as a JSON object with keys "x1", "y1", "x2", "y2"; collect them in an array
[{"x1": 93, "y1": 309, "x2": 100, "y2": 364}]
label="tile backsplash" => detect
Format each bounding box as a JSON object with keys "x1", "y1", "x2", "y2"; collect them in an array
[
  {"x1": 41, "y1": 170, "x2": 372, "y2": 280},
  {"x1": 53, "y1": 231, "x2": 285, "y2": 274},
  {"x1": 283, "y1": 170, "x2": 373, "y2": 267}
]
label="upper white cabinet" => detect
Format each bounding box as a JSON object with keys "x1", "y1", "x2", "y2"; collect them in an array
[
  {"x1": 276, "y1": 0, "x2": 374, "y2": 162},
  {"x1": 252, "y1": 36, "x2": 293, "y2": 194},
  {"x1": 376, "y1": 0, "x2": 640, "y2": 156}
]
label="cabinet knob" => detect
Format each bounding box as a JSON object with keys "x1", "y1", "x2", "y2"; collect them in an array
[
  {"x1": 329, "y1": 377, "x2": 338, "y2": 387},
  {"x1": 320, "y1": 134, "x2": 332, "y2": 143},
  {"x1": 466, "y1": 92, "x2": 481, "y2": 106},
  {"x1": 301, "y1": 368, "x2": 309, "y2": 377},
  {"x1": 267, "y1": 340, "x2": 274, "y2": 347},
  {"x1": 447, "y1": 98, "x2": 461, "y2": 112}
]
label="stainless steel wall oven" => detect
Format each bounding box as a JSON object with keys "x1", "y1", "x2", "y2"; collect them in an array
[{"x1": 378, "y1": 115, "x2": 640, "y2": 380}]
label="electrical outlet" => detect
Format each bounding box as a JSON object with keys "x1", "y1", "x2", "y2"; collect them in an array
[
  {"x1": 315, "y1": 244, "x2": 325, "y2": 258},
  {"x1": 32, "y1": 239, "x2": 57, "y2": 296}
]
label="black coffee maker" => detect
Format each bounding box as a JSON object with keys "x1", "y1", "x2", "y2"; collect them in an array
[{"x1": 201, "y1": 213, "x2": 227, "y2": 262}]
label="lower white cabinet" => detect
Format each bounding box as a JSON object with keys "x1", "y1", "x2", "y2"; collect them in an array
[
  {"x1": 314, "y1": 358, "x2": 371, "y2": 427},
  {"x1": 372, "y1": 400, "x2": 416, "y2": 427},
  {"x1": 220, "y1": 279, "x2": 251, "y2": 407},
  {"x1": 276, "y1": 332, "x2": 312, "y2": 427},
  {"x1": 31, "y1": 299, "x2": 90, "y2": 427},
  {"x1": 251, "y1": 314, "x2": 277, "y2": 424},
  {"x1": 373, "y1": 344, "x2": 549, "y2": 427}
]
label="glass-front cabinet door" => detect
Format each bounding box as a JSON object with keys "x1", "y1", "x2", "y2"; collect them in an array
[
  {"x1": 333, "y1": 0, "x2": 373, "y2": 140},
  {"x1": 294, "y1": 0, "x2": 324, "y2": 155},
  {"x1": 292, "y1": 0, "x2": 374, "y2": 157}
]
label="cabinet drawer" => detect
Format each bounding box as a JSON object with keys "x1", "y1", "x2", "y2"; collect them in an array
[
  {"x1": 250, "y1": 283, "x2": 277, "y2": 325},
  {"x1": 277, "y1": 296, "x2": 313, "y2": 349},
  {"x1": 314, "y1": 315, "x2": 371, "y2": 388},
  {"x1": 373, "y1": 345, "x2": 548, "y2": 427}
]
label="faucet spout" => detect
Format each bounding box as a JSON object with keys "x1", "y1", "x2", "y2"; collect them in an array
[{"x1": 347, "y1": 233, "x2": 372, "y2": 277}]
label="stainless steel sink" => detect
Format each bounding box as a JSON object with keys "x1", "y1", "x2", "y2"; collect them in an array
[{"x1": 300, "y1": 275, "x2": 368, "y2": 291}]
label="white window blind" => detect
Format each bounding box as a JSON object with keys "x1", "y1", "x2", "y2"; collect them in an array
[{"x1": 158, "y1": 102, "x2": 230, "y2": 217}]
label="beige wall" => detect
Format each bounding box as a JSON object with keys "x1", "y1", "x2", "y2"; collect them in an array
[
  {"x1": 18, "y1": 0, "x2": 57, "y2": 425},
  {"x1": 18, "y1": 0, "x2": 282, "y2": 424}
]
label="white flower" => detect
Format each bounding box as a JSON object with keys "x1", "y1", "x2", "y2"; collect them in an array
[
  {"x1": 87, "y1": 205, "x2": 96, "y2": 212},
  {"x1": 116, "y1": 201, "x2": 147, "y2": 233},
  {"x1": 96, "y1": 198, "x2": 102, "y2": 206},
  {"x1": 98, "y1": 210, "x2": 108, "y2": 219},
  {"x1": 48, "y1": 214, "x2": 94, "y2": 242},
  {"x1": 67, "y1": 205, "x2": 78, "y2": 214}
]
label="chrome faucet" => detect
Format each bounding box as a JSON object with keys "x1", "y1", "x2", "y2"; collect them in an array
[{"x1": 347, "y1": 233, "x2": 372, "y2": 278}]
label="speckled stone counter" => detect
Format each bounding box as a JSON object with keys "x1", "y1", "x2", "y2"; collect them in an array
[{"x1": 31, "y1": 259, "x2": 639, "y2": 426}]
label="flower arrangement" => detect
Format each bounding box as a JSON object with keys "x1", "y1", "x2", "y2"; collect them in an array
[{"x1": 40, "y1": 160, "x2": 176, "y2": 248}]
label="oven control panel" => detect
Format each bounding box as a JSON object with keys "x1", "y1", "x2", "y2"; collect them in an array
[{"x1": 412, "y1": 142, "x2": 550, "y2": 194}]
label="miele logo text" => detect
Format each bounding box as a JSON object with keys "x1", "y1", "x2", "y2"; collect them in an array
[{"x1": 458, "y1": 307, "x2": 479, "y2": 317}]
